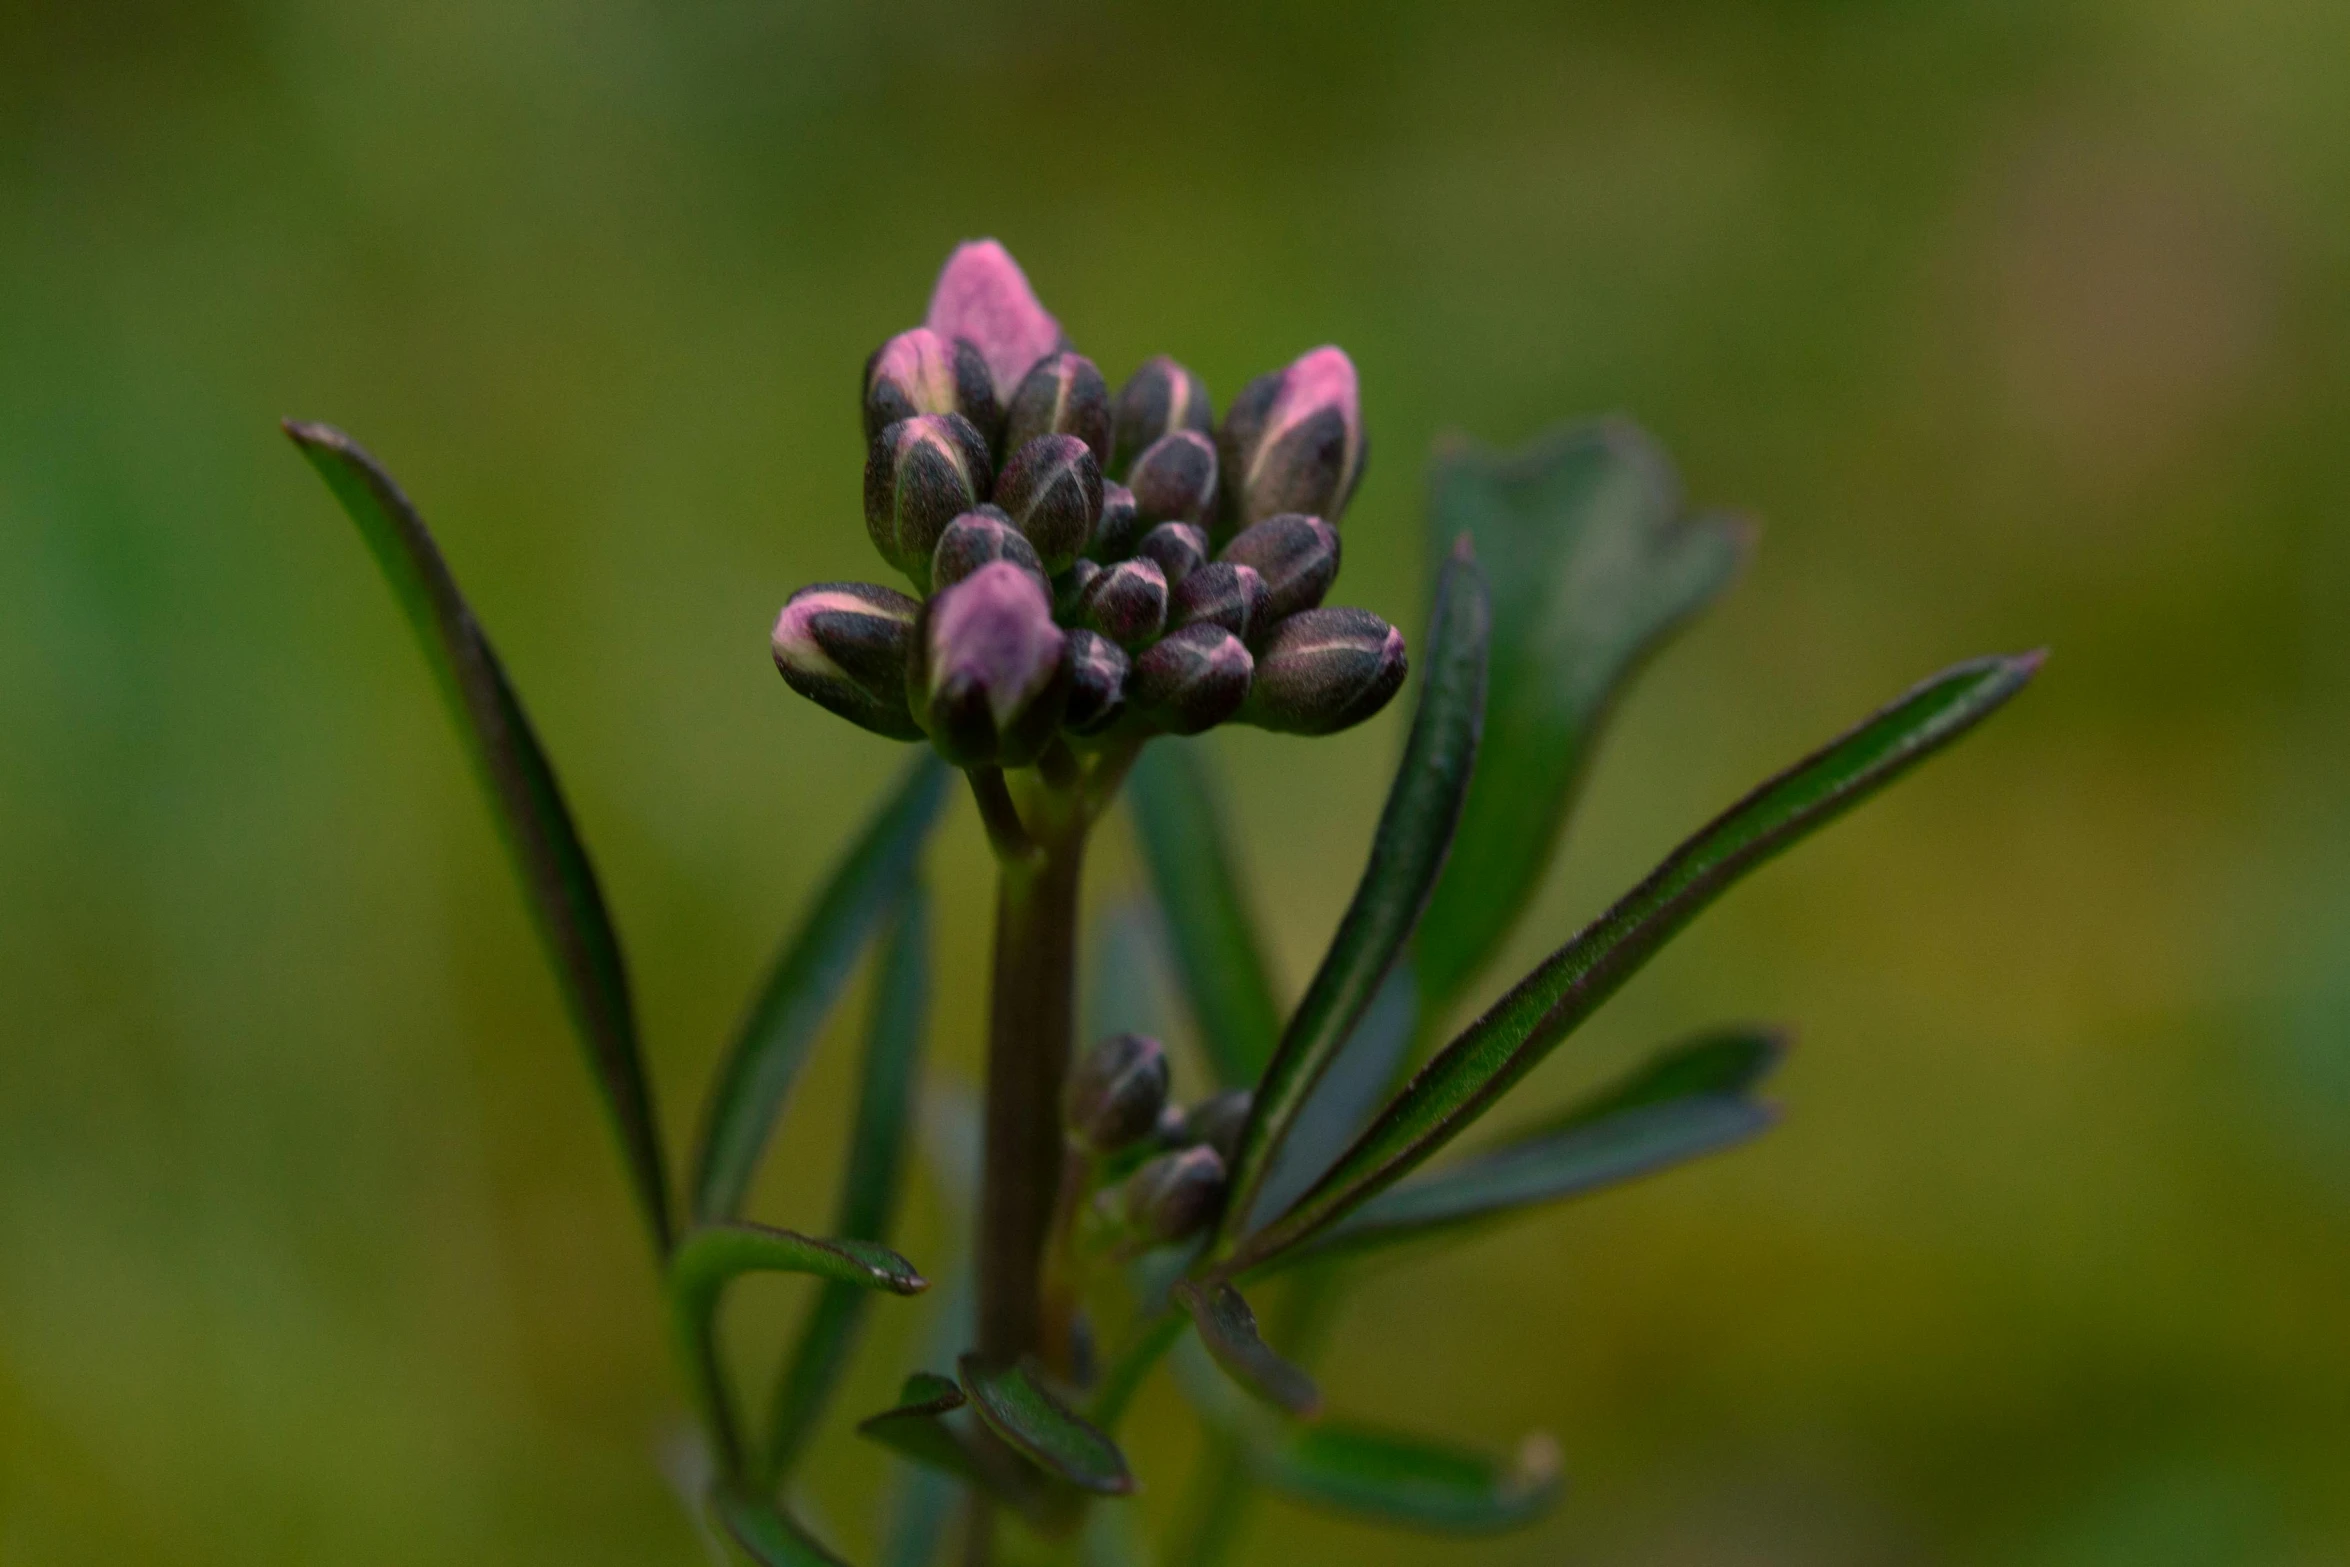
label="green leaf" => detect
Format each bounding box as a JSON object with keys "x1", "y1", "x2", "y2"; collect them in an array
[
  {"x1": 1221, "y1": 541, "x2": 1490, "y2": 1243},
  {"x1": 1250, "y1": 966, "x2": 1418, "y2": 1229},
  {"x1": 762, "y1": 882, "x2": 932, "y2": 1483},
  {"x1": 857, "y1": 1372, "x2": 993, "y2": 1492},
  {"x1": 1272, "y1": 1027, "x2": 1783, "y2": 1271},
  {"x1": 711, "y1": 1487, "x2": 849, "y2": 1566},
  {"x1": 1414, "y1": 423, "x2": 1753, "y2": 1018},
  {"x1": 956, "y1": 1354, "x2": 1136, "y2": 1495},
  {"x1": 693, "y1": 754, "x2": 948, "y2": 1220},
  {"x1": 285, "y1": 422, "x2": 674, "y2": 1258},
  {"x1": 1127, "y1": 739, "x2": 1283, "y2": 1086},
  {"x1": 1252, "y1": 1422, "x2": 1563, "y2": 1535},
  {"x1": 1174, "y1": 1280, "x2": 1321, "y2": 1419},
  {"x1": 667, "y1": 1223, "x2": 926, "y2": 1479},
  {"x1": 1235, "y1": 652, "x2": 2042, "y2": 1273}
]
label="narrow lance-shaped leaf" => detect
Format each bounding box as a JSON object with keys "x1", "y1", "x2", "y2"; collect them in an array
[
  {"x1": 1234, "y1": 652, "x2": 2042, "y2": 1272},
  {"x1": 1251, "y1": 1422, "x2": 1563, "y2": 1535},
  {"x1": 666, "y1": 1222, "x2": 926, "y2": 1479},
  {"x1": 1414, "y1": 423, "x2": 1752, "y2": 1018},
  {"x1": 1263, "y1": 1027, "x2": 1784, "y2": 1273},
  {"x1": 761, "y1": 882, "x2": 932, "y2": 1484},
  {"x1": 1127, "y1": 739, "x2": 1284, "y2": 1086},
  {"x1": 712, "y1": 1488, "x2": 849, "y2": 1567},
  {"x1": 1249, "y1": 965, "x2": 1418, "y2": 1231},
  {"x1": 285, "y1": 423, "x2": 674, "y2": 1257},
  {"x1": 1220, "y1": 540, "x2": 1488, "y2": 1244},
  {"x1": 956, "y1": 1354, "x2": 1136, "y2": 1495},
  {"x1": 693, "y1": 754, "x2": 947, "y2": 1220},
  {"x1": 1174, "y1": 1280, "x2": 1321, "y2": 1419}
]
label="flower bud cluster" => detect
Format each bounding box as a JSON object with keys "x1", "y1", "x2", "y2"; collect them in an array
[
  {"x1": 1063, "y1": 1030, "x2": 1253, "y2": 1250},
  {"x1": 772, "y1": 241, "x2": 1409, "y2": 761}
]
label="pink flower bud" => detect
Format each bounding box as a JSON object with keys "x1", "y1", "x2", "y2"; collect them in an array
[
  {"x1": 924, "y1": 239, "x2": 1066, "y2": 401},
  {"x1": 862, "y1": 327, "x2": 1000, "y2": 445},
  {"x1": 1217, "y1": 346, "x2": 1366, "y2": 534},
  {"x1": 1003, "y1": 351, "x2": 1111, "y2": 469},
  {"x1": 864, "y1": 413, "x2": 993, "y2": 590},
  {"x1": 912, "y1": 561, "x2": 1069, "y2": 765},
  {"x1": 771, "y1": 581, "x2": 923, "y2": 739}
]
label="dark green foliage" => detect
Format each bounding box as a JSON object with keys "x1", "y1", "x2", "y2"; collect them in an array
[
  {"x1": 694, "y1": 757, "x2": 947, "y2": 1221},
  {"x1": 1125, "y1": 739, "x2": 1284, "y2": 1085},
  {"x1": 1220, "y1": 541, "x2": 1489, "y2": 1239},
  {"x1": 284, "y1": 423, "x2": 675, "y2": 1260},
  {"x1": 1250, "y1": 1420, "x2": 1563, "y2": 1533},
  {"x1": 957, "y1": 1355, "x2": 1135, "y2": 1495},
  {"x1": 1411, "y1": 423, "x2": 1753, "y2": 1017}
]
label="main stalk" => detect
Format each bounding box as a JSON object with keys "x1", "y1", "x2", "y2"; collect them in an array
[{"x1": 975, "y1": 823, "x2": 1085, "y2": 1365}]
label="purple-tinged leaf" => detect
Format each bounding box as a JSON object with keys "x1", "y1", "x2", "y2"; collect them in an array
[{"x1": 1175, "y1": 1280, "x2": 1321, "y2": 1419}]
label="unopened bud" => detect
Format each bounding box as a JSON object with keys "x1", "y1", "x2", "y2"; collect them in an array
[
  {"x1": 865, "y1": 414, "x2": 993, "y2": 589},
  {"x1": 1127, "y1": 430, "x2": 1219, "y2": 528},
  {"x1": 1219, "y1": 513, "x2": 1340, "y2": 622},
  {"x1": 1123, "y1": 1145, "x2": 1227, "y2": 1245},
  {"x1": 1003, "y1": 351, "x2": 1111, "y2": 468},
  {"x1": 1136, "y1": 521, "x2": 1209, "y2": 587},
  {"x1": 1062, "y1": 629, "x2": 1131, "y2": 737},
  {"x1": 862, "y1": 328, "x2": 1001, "y2": 445},
  {"x1": 1087, "y1": 481, "x2": 1145, "y2": 564},
  {"x1": 1241, "y1": 607, "x2": 1406, "y2": 736},
  {"x1": 932, "y1": 507, "x2": 1045, "y2": 593},
  {"x1": 1065, "y1": 1032, "x2": 1169, "y2": 1154},
  {"x1": 1133, "y1": 623, "x2": 1253, "y2": 735},
  {"x1": 911, "y1": 562, "x2": 1069, "y2": 765},
  {"x1": 993, "y1": 434, "x2": 1102, "y2": 573},
  {"x1": 924, "y1": 239, "x2": 1066, "y2": 400},
  {"x1": 1182, "y1": 1089, "x2": 1253, "y2": 1165},
  {"x1": 771, "y1": 581, "x2": 924, "y2": 740},
  {"x1": 1111, "y1": 355, "x2": 1215, "y2": 477},
  {"x1": 1217, "y1": 346, "x2": 1365, "y2": 533},
  {"x1": 1074, "y1": 556, "x2": 1169, "y2": 649},
  {"x1": 1168, "y1": 560, "x2": 1268, "y2": 642}
]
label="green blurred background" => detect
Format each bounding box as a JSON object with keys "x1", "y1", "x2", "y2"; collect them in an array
[{"x1": 5, "y1": 1, "x2": 2348, "y2": 1561}]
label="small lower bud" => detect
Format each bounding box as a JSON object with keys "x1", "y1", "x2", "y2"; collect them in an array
[
  {"x1": 1168, "y1": 560, "x2": 1269, "y2": 642},
  {"x1": 993, "y1": 434, "x2": 1102, "y2": 573},
  {"x1": 1127, "y1": 429, "x2": 1219, "y2": 528},
  {"x1": 932, "y1": 507, "x2": 1045, "y2": 592},
  {"x1": 1003, "y1": 351, "x2": 1111, "y2": 468},
  {"x1": 1065, "y1": 1032, "x2": 1170, "y2": 1155},
  {"x1": 1075, "y1": 557, "x2": 1169, "y2": 649},
  {"x1": 1219, "y1": 513, "x2": 1339, "y2": 622},
  {"x1": 1123, "y1": 1145, "x2": 1228, "y2": 1245},
  {"x1": 1181, "y1": 1089, "x2": 1253, "y2": 1165},
  {"x1": 1136, "y1": 521, "x2": 1209, "y2": 587},
  {"x1": 865, "y1": 413, "x2": 993, "y2": 589},
  {"x1": 911, "y1": 561, "x2": 1069, "y2": 765},
  {"x1": 771, "y1": 581, "x2": 924, "y2": 740},
  {"x1": 1062, "y1": 629, "x2": 1131, "y2": 736},
  {"x1": 1133, "y1": 623, "x2": 1253, "y2": 734},
  {"x1": 1241, "y1": 606, "x2": 1407, "y2": 735}
]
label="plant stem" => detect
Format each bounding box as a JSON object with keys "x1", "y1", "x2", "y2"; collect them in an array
[{"x1": 977, "y1": 811, "x2": 1086, "y2": 1366}]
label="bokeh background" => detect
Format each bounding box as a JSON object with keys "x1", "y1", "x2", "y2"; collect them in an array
[{"x1": 6, "y1": 2, "x2": 2349, "y2": 1562}]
